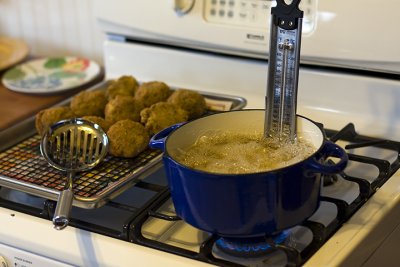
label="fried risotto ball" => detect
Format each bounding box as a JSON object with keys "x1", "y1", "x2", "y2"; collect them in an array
[
  {"x1": 167, "y1": 89, "x2": 207, "y2": 119},
  {"x1": 70, "y1": 90, "x2": 107, "y2": 117},
  {"x1": 81, "y1": 116, "x2": 112, "y2": 132},
  {"x1": 106, "y1": 75, "x2": 139, "y2": 100},
  {"x1": 104, "y1": 95, "x2": 144, "y2": 124},
  {"x1": 107, "y1": 119, "x2": 150, "y2": 158},
  {"x1": 35, "y1": 106, "x2": 75, "y2": 136},
  {"x1": 134, "y1": 81, "x2": 171, "y2": 107},
  {"x1": 140, "y1": 102, "x2": 189, "y2": 135}
]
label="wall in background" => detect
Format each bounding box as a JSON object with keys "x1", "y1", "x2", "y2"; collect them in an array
[{"x1": 0, "y1": 0, "x2": 105, "y2": 65}]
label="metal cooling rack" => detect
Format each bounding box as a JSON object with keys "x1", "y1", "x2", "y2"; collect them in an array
[
  {"x1": 0, "y1": 134, "x2": 162, "y2": 208},
  {"x1": 0, "y1": 82, "x2": 247, "y2": 209}
]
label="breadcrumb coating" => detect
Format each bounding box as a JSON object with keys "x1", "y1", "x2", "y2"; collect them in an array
[
  {"x1": 35, "y1": 106, "x2": 76, "y2": 136},
  {"x1": 81, "y1": 116, "x2": 112, "y2": 132},
  {"x1": 167, "y1": 89, "x2": 206, "y2": 119},
  {"x1": 70, "y1": 90, "x2": 107, "y2": 117},
  {"x1": 107, "y1": 119, "x2": 150, "y2": 158},
  {"x1": 135, "y1": 81, "x2": 171, "y2": 107},
  {"x1": 106, "y1": 75, "x2": 139, "y2": 100},
  {"x1": 141, "y1": 102, "x2": 188, "y2": 135},
  {"x1": 104, "y1": 95, "x2": 144, "y2": 124}
]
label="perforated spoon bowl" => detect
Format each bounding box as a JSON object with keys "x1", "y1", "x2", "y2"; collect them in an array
[{"x1": 40, "y1": 118, "x2": 109, "y2": 230}]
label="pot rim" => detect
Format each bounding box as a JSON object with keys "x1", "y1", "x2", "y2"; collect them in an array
[{"x1": 163, "y1": 109, "x2": 326, "y2": 176}]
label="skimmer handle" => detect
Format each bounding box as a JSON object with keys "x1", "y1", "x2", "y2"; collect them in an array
[{"x1": 53, "y1": 171, "x2": 74, "y2": 230}]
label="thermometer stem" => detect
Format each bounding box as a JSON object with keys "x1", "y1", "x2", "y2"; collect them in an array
[
  {"x1": 264, "y1": 0, "x2": 303, "y2": 142},
  {"x1": 278, "y1": 39, "x2": 293, "y2": 139}
]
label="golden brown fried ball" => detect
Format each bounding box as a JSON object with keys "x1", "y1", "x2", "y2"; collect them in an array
[
  {"x1": 135, "y1": 81, "x2": 171, "y2": 107},
  {"x1": 140, "y1": 102, "x2": 189, "y2": 135},
  {"x1": 106, "y1": 75, "x2": 139, "y2": 100},
  {"x1": 70, "y1": 90, "x2": 107, "y2": 117},
  {"x1": 35, "y1": 106, "x2": 75, "y2": 136},
  {"x1": 107, "y1": 119, "x2": 150, "y2": 158},
  {"x1": 167, "y1": 89, "x2": 207, "y2": 119},
  {"x1": 81, "y1": 116, "x2": 112, "y2": 132},
  {"x1": 104, "y1": 95, "x2": 144, "y2": 124}
]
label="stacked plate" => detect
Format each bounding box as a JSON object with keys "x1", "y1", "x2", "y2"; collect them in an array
[{"x1": 0, "y1": 36, "x2": 29, "y2": 72}]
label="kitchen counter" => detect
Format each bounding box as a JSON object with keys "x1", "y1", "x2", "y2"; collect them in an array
[{"x1": 0, "y1": 65, "x2": 104, "y2": 131}]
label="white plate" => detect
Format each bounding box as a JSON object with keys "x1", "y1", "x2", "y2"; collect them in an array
[{"x1": 2, "y1": 57, "x2": 101, "y2": 94}]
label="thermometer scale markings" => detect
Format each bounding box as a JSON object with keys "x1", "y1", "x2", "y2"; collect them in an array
[
  {"x1": 264, "y1": 0, "x2": 303, "y2": 141},
  {"x1": 272, "y1": 29, "x2": 298, "y2": 137}
]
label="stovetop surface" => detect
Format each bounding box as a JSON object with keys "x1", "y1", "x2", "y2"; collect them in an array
[{"x1": 1, "y1": 123, "x2": 399, "y2": 267}]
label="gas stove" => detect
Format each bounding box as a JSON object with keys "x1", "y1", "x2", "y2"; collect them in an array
[
  {"x1": 1, "y1": 119, "x2": 400, "y2": 267},
  {"x1": 2, "y1": 1, "x2": 400, "y2": 266}
]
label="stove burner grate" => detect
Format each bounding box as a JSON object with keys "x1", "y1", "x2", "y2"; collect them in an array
[
  {"x1": 129, "y1": 123, "x2": 400, "y2": 267},
  {"x1": 1, "y1": 123, "x2": 400, "y2": 266}
]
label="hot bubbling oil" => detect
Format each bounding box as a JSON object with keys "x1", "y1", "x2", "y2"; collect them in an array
[{"x1": 174, "y1": 131, "x2": 316, "y2": 174}]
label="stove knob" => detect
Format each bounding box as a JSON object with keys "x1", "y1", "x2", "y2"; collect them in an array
[
  {"x1": 174, "y1": 0, "x2": 195, "y2": 15},
  {"x1": 0, "y1": 256, "x2": 8, "y2": 267}
]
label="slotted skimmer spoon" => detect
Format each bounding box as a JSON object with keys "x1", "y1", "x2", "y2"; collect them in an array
[{"x1": 40, "y1": 118, "x2": 109, "y2": 230}]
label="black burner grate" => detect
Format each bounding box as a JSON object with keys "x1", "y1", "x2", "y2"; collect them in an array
[
  {"x1": 129, "y1": 123, "x2": 400, "y2": 267},
  {"x1": 1, "y1": 123, "x2": 400, "y2": 266}
]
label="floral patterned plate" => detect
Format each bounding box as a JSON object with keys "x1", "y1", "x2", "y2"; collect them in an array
[{"x1": 2, "y1": 57, "x2": 101, "y2": 94}]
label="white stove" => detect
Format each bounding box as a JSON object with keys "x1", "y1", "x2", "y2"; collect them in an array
[{"x1": 1, "y1": 1, "x2": 400, "y2": 266}]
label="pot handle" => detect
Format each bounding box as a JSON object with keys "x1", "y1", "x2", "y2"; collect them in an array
[
  {"x1": 306, "y1": 140, "x2": 348, "y2": 174},
  {"x1": 149, "y1": 122, "x2": 186, "y2": 151}
]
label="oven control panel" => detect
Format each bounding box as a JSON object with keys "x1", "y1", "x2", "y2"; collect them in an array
[
  {"x1": 203, "y1": 0, "x2": 316, "y2": 33},
  {"x1": 0, "y1": 244, "x2": 74, "y2": 267}
]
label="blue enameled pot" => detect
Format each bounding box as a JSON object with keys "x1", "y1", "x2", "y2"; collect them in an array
[{"x1": 149, "y1": 110, "x2": 348, "y2": 238}]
